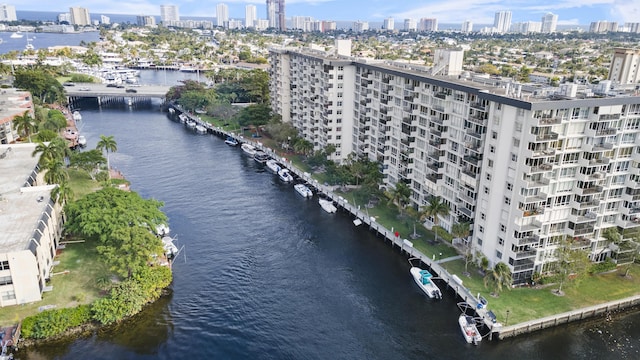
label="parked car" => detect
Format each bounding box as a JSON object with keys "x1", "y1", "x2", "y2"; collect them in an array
[
  {"x1": 106, "y1": 83, "x2": 118, "y2": 87},
  {"x1": 125, "y1": 88, "x2": 137, "y2": 93},
  {"x1": 79, "y1": 87, "x2": 90, "y2": 91},
  {"x1": 116, "y1": 85, "x2": 125, "y2": 88},
  {"x1": 63, "y1": 82, "x2": 75, "y2": 86}
]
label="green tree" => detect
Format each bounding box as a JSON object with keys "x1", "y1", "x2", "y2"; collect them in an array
[
  {"x1": 452, "y1": 222, "x2": 472, "y2": 274},
  {"x1": 42, "y1": 159, "x2": 69, "y2": 185},
  {"x1": 69, "y1": 149, "x2": 106, "y2": 180},
  {"x1": 553, "y1": 237, "x2": 592, "y2": 295},
  {"x1": 13, "y1": 68, "x2": 64, "y2": 104},
  {"x1": 97, "y1": 226, "x2": 163, "y2": 278},
  {"x1": 32, "y1": 138, "x2": 69, "y2": 166},
  {"x1": 385, "y1": 182, "x2": 411, "y2": 217},
  {"x1": 96, "y1": 135, "x2": 117, "y2": 174},
  {"x1": 483, "y1": 262, "x2": 513, "y2": 297},
  {"x1": 420, "y1": 196, "x2": 450, "y2": 244},
  {"x1": 293, "y1": 138, "x2": 314, "y2": 156},
  {"x1": 51, "y1": 182, "x2": 74, "y2": 204},
  {"x1": 12, "y1": 111, "x2": 37, "y2": 142}
]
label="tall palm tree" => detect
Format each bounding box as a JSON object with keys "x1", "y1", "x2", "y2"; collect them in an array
[
  {"x1": 42, "y1": 159, "x2": 69, "y2": 185},
  {"x1": 96, "y1": 135, "x2": 118, "y2": 174},
  {"x1": 452, "y1": 222, "x2": 472, "y2": 273},
  {"x1": 51, "y1": 182, "x2": 74, "y2": 204},
  {"x1": 420, "y1": 196, "x2": 450, "y2": 244},
  {"x1": 12, "y1": 111, "x2": 37, "y2": 142},
  {"x1": 385, "y1": 182, "x2": 411, "y2": 217},
  {"x1": 32, "y1": 138, "x2": 69, "y2": 166},
  {"x1": 483, "y1": 262, "x2": 512, "y2": 297}
]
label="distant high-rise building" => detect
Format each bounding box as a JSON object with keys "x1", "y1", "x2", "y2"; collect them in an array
[
  {"x1": 383, "y1": 17, "x2": 394, "y2": 31},
  {"x1": 625, "y1": 23, "x2": 640, "y2": 33},
  {"x1": 266, "y1": 0, "x2": 277, "y2": 29},
  {"x1": 0, "y1": 4, "x2": 17, "y2": 22},
  {"x1": 277, "y1": 0, "x2": 286, "y2": 31},
  {"x1": 216, "y1": 3, "x2": 228, "y2": 27},
  {"x1": 321, "y1": 21, "x2": 336, "y2": 32},
  {"x1": 541, "y1": 12, "x2": 558, "y2": 33},
  {"x1": 353, "y1": 21, "x2": 369, "y2": 33},
  {"x1": 245, "y1": 4, "x2": 257, "y2": 28},
  {"x1": 493, "y1": 10, "x2": 512, "y2": 33},
  {"x1": 58, "y1": 13, "x2": 71, "y2": 24},
  {"x1": 160, "y1": 5, "x2": 180, "y2": 23},
  {"x1": 590, "y1": 20, "x2": 618, "y2": 33},
  {"x1": 419, "y1": 18, "x2": 438, "y2": 32},
  {"x1": 608, "y1": 48, "x2": 640, "y2": 86},
  {"x1": 100, "y1": 15, "x2": 110, "y2": 25},
  {"x1": 403, "y1": 18, "x2": 416, "y2": 32},
  {"x1": 513, "y1": 21, "x2": 541, "y2": 34},
  {"x1": 69, "y1": 7, "x2": 91, "y2": 26},
  {"x1": 255, "y1": 19, "x2": 269, "y2": 31},
  {"x1": 461, "y1": 20, "x2": 473, "y2": 33},
  {"x1": 292, "y1": 16, "x2": 314, "y2": 31},
  {"x1": 137, "y1": 15, "x2": 156, "y2": 27}
]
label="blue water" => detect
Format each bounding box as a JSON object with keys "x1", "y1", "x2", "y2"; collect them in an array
[
  {"x1": 0, "y1": 32, "x2": 100, "y2": 53},
  {"x1": 15, "y1": 100, "x2": 640, "y2": 359}
]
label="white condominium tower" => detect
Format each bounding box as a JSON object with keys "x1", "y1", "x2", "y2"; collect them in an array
[
  {"x1": 0, "y1": 4, "x2": 16, "y2": 22},
  {"x1": 461, "y1": 21, "x2": 473, "y2": 33},
  {"x1": 269, "y1": 46, "x2": 640, "y2": 285},
  {"x1": 494, "y1": 10, "x2": 512, "y2": 33},
  {"x1": 160, "y1": 4, "x2": 180, "y2": 23},
  {"x1": 266, "y1": 0, "x2": 277, "y2": 29},
  {"x1": 245, "y1": 4, "x2": 257, "y2": 28},
  {"x1": 216, "y1": 3, "x2": 229, "y2": 27},
  {"x1": 69, "y1": 7, "x2": 91, "y2": 26},
  {"x1": 541, "y1": 12, "x2": 558, "y2": 33},
  {"x1": 383, "y1": 17, "x2": 394, "y2": 31}
]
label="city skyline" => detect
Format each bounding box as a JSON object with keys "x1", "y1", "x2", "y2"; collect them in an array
[{"x1": 9, "y1": 0, "x2": 639, "y2": 25}]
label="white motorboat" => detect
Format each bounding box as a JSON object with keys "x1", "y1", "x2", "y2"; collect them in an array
[
  {"x1": 77, "y1": 135, "x2": 87, "y2": 147},
  {"x1": 241, "y1": 143, "x2": 256, "y2": 156},
  {"x1": 294, "y1": 183, "x2": 313, "y2": 198},
  {"x1": 72, "y1": 111, "x2": 82, "y2": 121},
  {"x1": 225, "y1": 136, "x2": 239, "y2": 146},
  {"x1": 161, "y1": 236, "x2": 179, "y2": 259},
  {"x1": 156, "y1": 224, "x2": 170, "y2": 236},
  {"x1": 410, "y1": 267, "x2": 442, "y2": 299},
  {"x1": 459, "y1": 315, "x2": 482, "y2": 345},
  {"x1": 319, "y1": 198, "x2": 337, "y2": 213},
  {"x1": 278, "y1": 168, "x2": 294, "y2": 182},
  {"x1": 266, "y1": 159, "x2": 281, "y2": 173},
  {"x1": 178, "y1": 114, "x2": 188, "y2": 123},
  {"x1": 254, "y1": 151, "x2": 269, "y2": 163},
  {"x1": 10, "y1": 32, "x2": 23, "y2": 39},
  {"x1": 185, "y1": 119, "x2": 197, "y2": 128},
  {"x1": 195, "y1": 124, "x2": 208, "y2": 134}
]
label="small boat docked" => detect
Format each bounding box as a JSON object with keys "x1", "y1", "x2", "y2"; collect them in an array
[
  {"x1": 410, "y1": 267, "x2": 442, "y2": 299},
  {"x1": 77, "y1": 135, "x2": 87, "y2": 147},
  {"x1": 459, "y1": 315, "x2": 482, "y2": 345},
  {"x1": 156, "y1": 224, "x2": 171, "y2": 237},
  {"x1": 185, "y1": 119, "x2": 197, "y2": 129},
  {"x1": 319, "y1": 198, "x2": 337, "y2": 213},
  {"x1": 72, "y1": 111, "x2": 82, "y2": 121},
  {"x1": 278, "y1": 168, "x2": 294, "y2": 182},
  {"x1": 161, "y1": 236, "x2": 179, "y2": 259},
  {"x1": 241, "y1": 143, "x2": 257, "y2": 156},
  {"x1": 265, "y1": 159, "x2": 281, "y2": 173},
  {"x1": 254, "y1": 151, "x2": 269, "y2": 163},
  {"x1": 178, "y1": 114, "x2": 188, "y2": 123},
  {"x1": 225, "y1": 136, "x2": 239, "y2": 146},
  {"x1": 294, "y1": 183, "x2": 313, "y2": 198},
  {"x1": 195, "y1": 124, "x2": 208, "y2": 134},
  {"x1": 10, "y1": 32, "x2": 23, "y2": 39}
]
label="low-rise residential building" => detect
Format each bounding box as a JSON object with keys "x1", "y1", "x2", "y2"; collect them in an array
[
  {"x1": 0, "y1": 89, "x2": 34, "y2": 145},
  {"x1": 269, "y1": 45, "x2": 640, "y2": 285}
]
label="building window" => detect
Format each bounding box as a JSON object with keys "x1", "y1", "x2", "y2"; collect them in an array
[
  {"x1": 338, "y1": 75, "x2": 344, "y2": 80},
  {"x1": 498, "y1": 237, "x2": 504, "y2": 245},
  {"x1": 1, "y1": 290, "x2": 15, "y2": 301},
  {"x1": 504, "y1": 197, "x2": 511, "y2": 205},
  {"x1": 511, "y1": 153, "x2": 518, "y2": 162},
  {"x1": 0, "y1": 261, "x2": 8, "y2": 270},
  {"x1": 496, "y1": 251, "x2": 502, "y2": 259},
  {"x1": 507, "y1": 183, "x2": 512, "y2": 191},
  {"x1": 486, "y1": 173, "x2": 491, "y2": 181},
  {"x1": 513, "y1": 138, "x2": 520, "y2": 147},
  {"x1": 484, "y1": 186, "x2": 489, "y2": 194},
  {"x1": 478, "y1": 226, "x2": 484, "y2": 233},
  {"x1": 492, "y1": 131, "x2": 497, "y2": 139},
  {"x1": 477, "y1": 237, "x2": 483, "y2": 245},
  {"x1": 500, "y1": 224, "x2": 506, "y2": 232},
  {"x1": 490, "y1": 145, "x2": 495, "y2": 153},
  {"x1": 0, "y1": 276, "x2": 12, "y2": 286},
  {"x1": 480, "y1": 213, "x2": 486, "y2": 220},
  {"x1": 488, "y1": 159, "x2": 494, "y2": 167}
]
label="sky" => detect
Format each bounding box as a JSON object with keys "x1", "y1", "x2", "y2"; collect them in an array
[{"x1": 13, "y1": 0, "x2": 640, "y2": 26}]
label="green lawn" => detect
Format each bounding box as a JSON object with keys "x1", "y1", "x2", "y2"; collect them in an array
[
  {"x1": 0, "y1": 240, "x2": 110, "y2": 326},
  {"x1": 67, "y1": 169, "x2": 101, "y2": 200}
]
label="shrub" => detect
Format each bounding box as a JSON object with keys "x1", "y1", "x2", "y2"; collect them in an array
[
  {"x1": 69, "y1": 74, "x2": 95, "y2": 83},
  {"x1": 21, "y1": 305, "x2": 92, "y2": 339},
  {"x1": 588, "y1": 259, "x2": 617, "y2": 275}
]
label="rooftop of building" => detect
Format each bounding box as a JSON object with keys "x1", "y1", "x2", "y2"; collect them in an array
[
  {"x1": 272, "y1": 46, "x2": 640, "y2": 107},
  {"x1": 0, "y1": 143, "x2": 55, "y2": 253}
]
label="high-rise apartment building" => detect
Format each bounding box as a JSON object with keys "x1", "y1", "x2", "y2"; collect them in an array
[
  {"x1": 383, "y1": 17, "x2": 394, "y2": 31},
  {"x1": 160, "y1": 4, "x2": 180, "y2": 23},
  {"x1": 608, "y1": 48, "x2": 640, "y2": 86},
  {"x1": 245, "y1": 4, "x2": 257, "y2": 28},
  {"x1": 277, "y1": 0, "x2": 286, "y2": 31},
  {"x1": 541, "y1": 12, "x2": 558, "y2": 33},
  {"x1": 461, "y1": 21, "x2": 473, "y2": 33},
  {"x1": 513, "y1": 21, "x2": 542, "y2": 34},
  {"x1": 590, "y1": 21, "x2": 619, "y2": 33},
  {"x1": 137, "y1": 15, "x2": 156, "y2": 27},
  {"x1": 266, "y1": 0, "x2": 277, "y2": 29},
  {"x1": 216, "y1": 3, "x2": 229, "y2": 27},
  {"x1": 353, "y1": 21, "x2": 369, "y2": 33},
  {"x1": 403, "y1": 19, "x2": 416, "y2": 32},
  {"x1": 624, "y1": 23, "x2": 640, "y2": 34},
  {"x1": 100, "y1": 15, "x2": 110, "y2": 25},
  {"x1": 494, "y1": 10, "x2": 512, "y2": 33},
  {"x1": 269, "y1": 46, "x2": 640, "y2": 286},
  {"x1": 69, "y1": 7, "x2": 91, "y2": 26},
  {"x1": 0, "y1": 4, "x2": 16, "y2": 21},
  {"x1": 419, "y1": 18, "x2": 438, "y2": 32}
]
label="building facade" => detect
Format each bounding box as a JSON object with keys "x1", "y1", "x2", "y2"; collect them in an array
[
  {"x1": 136, "y1": 15, "x2": 156, "y2": 27},
  {"x1": 461, "y1": 21, "x2": 473, "y2": 33},
  {"x1": 269, "y1": 46, "x2": 640, "y2": 285},
  {"x1": 494, "y1": 11, "x2": 512, "y2": 34},
  {"x1": 383, "y1": 17, "x2": 394, "y2": 31},
  {"x1": 160, "y1": 4, "x2": 180, "y2": 23},
  {"x1": 541, "y1": 12, "x2": 558, "y2": 33},
  {"x1": 419, "y1": 18, "x2": 438, "y2": 32},
  {"x1": 216, "y1": 3, "x2": 229, "y2": 28},
  {"x1": 69, "y1": 7, "x2": 91, "y2": 26},
  {"x1": 245, "y1": 4, "x2": 257, "y2": 28},
  {"x1": 608, "y1": 48, "x2": 640, "y2": 87},
  {"x1": 0, "y1": 4, "x2": 16, "y2": 21}
]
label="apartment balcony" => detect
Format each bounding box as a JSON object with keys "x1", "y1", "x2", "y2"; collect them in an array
[
  {"x1": 621, "y1": 205, "x2": 640, "y2": 216},
  {"x1": 430, "y1": 116, "x2": 444, "y2": 125},
  {"x1": 572, "y1": 184, "x2": 604, "y2": 196},
  {"x1": 427, "y1": 162, "x2": 441, "y2": 172},
  {"x1": 513, "y1": 259, "x2": 535, "y2": 272},
  {"x1": 534, "y1": 132, "x2": 559, "y2": 142},
  {"x1": 462, "y1": 154, "x2": 482, "y2": 166},
  {"x1": 429, "y1": 140, "x2": 443, "y2": 149},
  {"x1": 625, "y1": 178, "x2": 640, "y2": 189},
  {"x1": 525, "y1": 177, "x2": 550, "y2": 187},
  {"x1": 435, "y1": 92, "x2": 448, "y2": 100},
  {"x1": 433, "y1": 104, "x2": 445, "y2": 113},
  {"x1": 566, "y1": 225, "x2": 595, "y2": 237},
  {"x1": 470, "y1": 102, "x2": 487, "y2": 112},
  {"x1": 458, "y1": 193, "x2": 476, "y2": 206},
  {"x1": 468, "y1": 115, "x2": 486, "y2": 126},
  {"x1": 526, "y1": 163, "x2": 554, "y2": 174},
  {"x1": 516, "y1": 235, "x2": 539, "y2": 246},
  {"x1": 460, "y1": 170, "x2": 478, "y2": 186},
  {"x1": 623, "y1": 191, "x2": 640, "y2": 202},
  {"x1": 529, "y1": 148, "x2": 556, "y2": 158},
  {"x1": 582, "y1": 142, "x2": 614, "y2": 152},
  {"x1": 616, "y1": 216, "x2": 640, "y2": 228},
  {"x1": 597, "y1": 113, "x2": 620, "y2": 122},
  {"x1": 568, "y1": 212, "x2": 598, "y2": 223},
  {"x1": 514, "y1": 220, "x2": 542, "y2": 232},
  {"x1": 586, "y1": 127, "x2": 618, "y2": 137},
  {"x1": 458, "y1": 207, "x2": 474, "y2": 218},
  {"x1": 514, "y1": 249, "x2": 538, "y2": 260},
  {"x1": 570, "y1": 198, "x2": 600, "y2": 209},
  {"x1": 465, "y1": 128, "x2": 483, "y2": 139},
  {"x1": 578, "y1": 156, "x2": 610, "y2": 167},
  {"x1": 426, "y1": 173, "x2": 442, "y2": 183},
  {"x1": 536, "y1": 116, "x2": 562, "y2": 126},
  {"x1": 428, "y1": 151, "x2": 443, "y2": 161},
  {"x1": 520, "y1": 207, "x2": 545, "y2": 217}
]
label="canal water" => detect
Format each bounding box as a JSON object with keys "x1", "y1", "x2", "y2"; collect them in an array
[{"x1": 18, "y1": 92, "x2": 640, "y2": 360}]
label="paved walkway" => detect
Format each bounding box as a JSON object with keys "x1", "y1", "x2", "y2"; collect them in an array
[{"x1": 435, "y1": 255, "x2": 463, "y2": 264}]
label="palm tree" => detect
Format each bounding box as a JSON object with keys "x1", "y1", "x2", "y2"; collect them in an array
[
  {"x1": 42, "y1": 159, "x2": 69, "y2": 185},
  {"x1": 483, "y1": 262, "x2": 512, "y2": 297},
  {"x1": 51, "y1": 182, "x2": 74, "y2": 204},
  {"x1": 385, "y1": 182, "x2": 411, "y2": 217},
  {"x1": 12, "y1": 111, "x2": 37, "y2": 142},
  {"x1": 96, "y1": 135, "x2": 118, "y2": 175},
  {"x1": 293, "y1": 138, "x2": 314, "y2": 156},
  {"x1": 32, "y1": 138, "x2": 69, "y2": 166},
  {"x1": 420, "y1": 196, "x2": 450, "y2": 244},
  {"x1": 452, "y1": 222, "x2": 472, "y2": 274}
]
